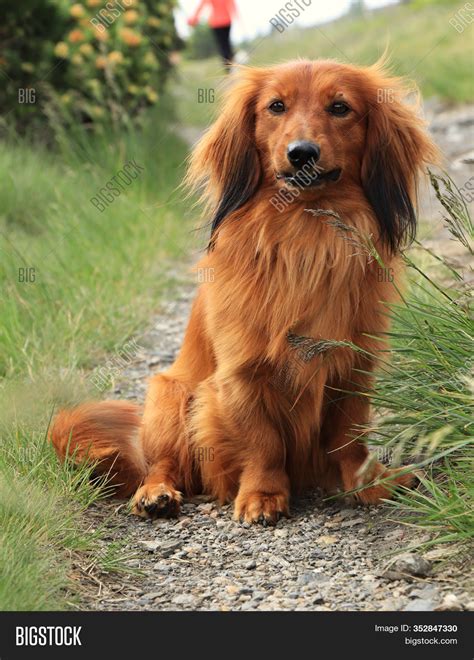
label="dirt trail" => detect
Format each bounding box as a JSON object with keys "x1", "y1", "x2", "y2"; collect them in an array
[{"x1": 78, "y1": 104, "x2": 473, "y2": 612}]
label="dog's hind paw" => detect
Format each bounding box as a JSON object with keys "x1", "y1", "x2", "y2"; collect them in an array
[
  {"x1": 354, "y1": 465, "x2": 420, "y2": 504},
  {"x1": 131, "y1": 482, "x2": 182, "y2": 519}
]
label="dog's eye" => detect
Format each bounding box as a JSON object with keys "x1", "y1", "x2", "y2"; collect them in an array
[
  {"x1": 268, "y1": 100, "x2": 286, "y2": 114},
  {"x1": 327, "y1": 101, "x2": 351, "y2": 117}
]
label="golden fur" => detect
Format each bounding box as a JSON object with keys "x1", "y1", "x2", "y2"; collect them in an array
[{"x1": 50, "y1": 59, "x2": 439, "y2": 524}]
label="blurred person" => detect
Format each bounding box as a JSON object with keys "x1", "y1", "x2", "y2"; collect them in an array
[{"x1": 187, "y1": 0, "x2": 237, "y2": 69}]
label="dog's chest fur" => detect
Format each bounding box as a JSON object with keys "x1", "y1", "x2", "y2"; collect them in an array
[{"x1": 201, "y1": 200, "x2": 387, "y2": 382}]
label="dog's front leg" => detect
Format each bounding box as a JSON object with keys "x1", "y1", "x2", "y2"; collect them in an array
[
  {"x1": 228, "y1": 377, "x2": 290, "y2": 525},
  {"x1": 234, "y1": 462, "x2": 290, "y2": 526}
]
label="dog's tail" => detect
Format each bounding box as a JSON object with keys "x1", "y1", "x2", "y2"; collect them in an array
[{"x1": 49, "y1": 400, "x2": 146, "y2": 497}]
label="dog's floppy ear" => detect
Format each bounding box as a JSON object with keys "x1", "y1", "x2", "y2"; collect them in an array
[
  {"x1": 186, "y1": 67, "x2": 265, "y2": 246},
  {"x1": 361, "y1": 64, "x2": 440, "y2": 253}
]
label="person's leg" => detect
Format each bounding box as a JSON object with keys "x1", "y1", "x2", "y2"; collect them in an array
[
  {"x1": 221, "y1": 25, "x2": 234, "y2": 64},
  {"x1": 212, "y1": 25, "x2": 233, "y2": 68}
]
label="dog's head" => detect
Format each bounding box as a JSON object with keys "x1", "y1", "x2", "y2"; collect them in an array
[{"x1": 188, "y1": 59, "x2": 439, "y2": 253}]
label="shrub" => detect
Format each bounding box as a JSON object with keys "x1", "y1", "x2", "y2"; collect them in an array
[
  {"x1": 1, "y1": 0, "x2": 66, "y2": 130},
  {"x1": 1, "y1": 0, "x2": 181, "y2": 130}
]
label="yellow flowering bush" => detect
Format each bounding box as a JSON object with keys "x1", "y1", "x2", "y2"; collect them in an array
[
  {"x1": 1, "y1": 0, "x2": 181, "y2": 129},
  {"x1": 55, "y1": 0, "x2": 181, "y2": 127}
]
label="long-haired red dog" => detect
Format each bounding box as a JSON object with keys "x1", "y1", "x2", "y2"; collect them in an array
[{"x1": 51, "y1": 59, "x2": 439, "y2": 524}]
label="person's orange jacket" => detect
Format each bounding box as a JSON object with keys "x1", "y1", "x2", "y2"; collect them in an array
[{"x1": 188, "y1": 0, "x2": 236, "y2": 28}]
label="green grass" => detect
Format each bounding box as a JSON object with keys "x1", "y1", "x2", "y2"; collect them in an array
[
  {"x1": 171, "y1": 59, "x2": 224, "y2": 131},
  {"x1": 176, "y1": 0, "x2": 473, "y2": 123},
  {"x1": 0, "y1": 426, "x2": 107, "y2": 610},
  {"x1": 366, "y1": 173, "x2": 473, "y2": 555},
  {"x1": 0, "y1": 104, "x2": 191, "y2": 382},
  {"x1": 0, "y1": 102, "x2": 193, "y2": 610}
]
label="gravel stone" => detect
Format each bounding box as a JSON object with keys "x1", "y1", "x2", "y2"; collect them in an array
[
  {"x1": 435, "y1": 593, "x2": 463, "y2": 611},
  {"x1": 140, "y1": 540, "x2": 160, "y2": 553},
  {"x1": 383, "y1": 553, "x2": 432, "y2": 581},
  {"x1": 159, "y1": 540, "x2": 184, "y2": 558},
  {"x1": 403, "y1": 599, "x2": 435, "y2": 612}
]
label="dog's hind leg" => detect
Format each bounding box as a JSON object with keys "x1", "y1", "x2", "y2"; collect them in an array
[
  {"x1": 131, "y1": 372, "x2": 199, "y2": 518},
  {"x1": 322, "y1": 369, "x2": 417, "y2": 504},
  {"x1": 131, "y1": 293, "x2": 215, "y2": 518}
]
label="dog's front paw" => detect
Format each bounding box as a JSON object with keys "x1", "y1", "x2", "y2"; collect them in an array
[
  {"x1": 233, "y1": 491, "x2": 289, "y2": 526},
  {"x1": 131, "y1": 482, "x2": 182, "y2": 519}
]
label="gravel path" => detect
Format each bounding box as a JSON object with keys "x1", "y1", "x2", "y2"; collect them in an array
[{"x1": 79, "y1": 104, "x2": 473, "y2": 612}]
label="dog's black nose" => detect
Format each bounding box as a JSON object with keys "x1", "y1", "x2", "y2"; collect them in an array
[{"x1": 287, "y1": 141, "x2": 321, "y2": 168}]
